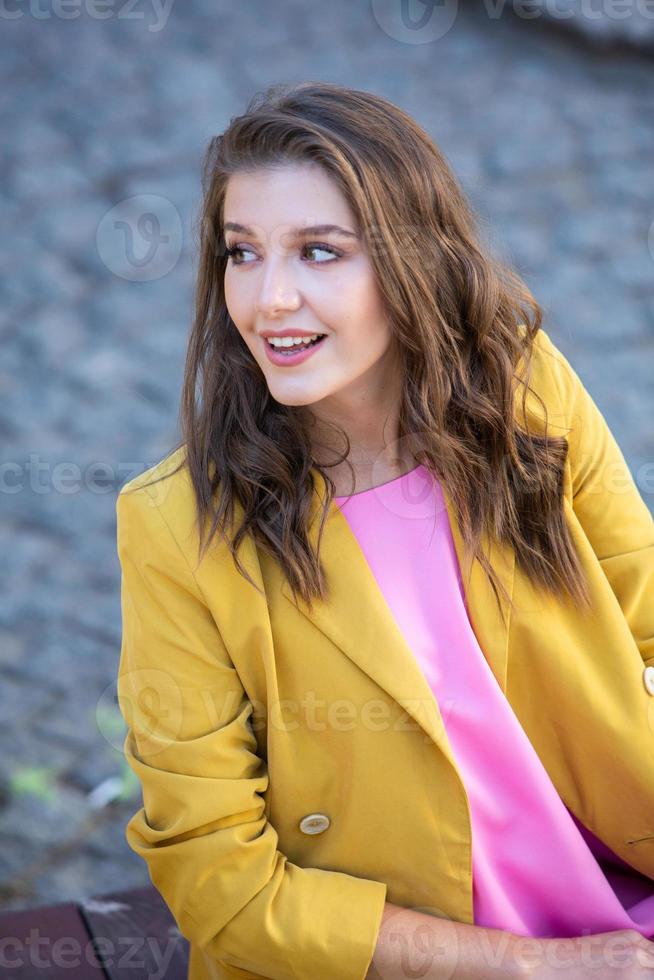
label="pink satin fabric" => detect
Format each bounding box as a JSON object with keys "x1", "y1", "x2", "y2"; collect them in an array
[{"x1": 334, "y1": 465, "x2": 654, "y2": 938}]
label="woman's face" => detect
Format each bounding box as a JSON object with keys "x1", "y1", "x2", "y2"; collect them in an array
[{"x1": 222, "y1": 162, "x2": 397, "y2": 411}]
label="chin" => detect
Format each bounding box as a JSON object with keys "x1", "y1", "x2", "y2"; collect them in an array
[
  {"x1": 266, "y1": 376, "x2": 336, "y2": 407},
  {"x1": 269, "y1": 388, "x2": 322, "y2": 408}
]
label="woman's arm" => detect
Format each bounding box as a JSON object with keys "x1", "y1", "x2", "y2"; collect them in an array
[
  {"x1": 366, "y1": 903, "x2": 654, "y2": 979},
  {"x1": 366, "y1": 902, "x2": 526, "y2": 979},
  {"x1": 116, "y1": 483, "x2": 387, "y2": 980}
]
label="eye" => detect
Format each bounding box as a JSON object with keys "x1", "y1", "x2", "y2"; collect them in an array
[
  {"x1": 224, "y1": 242, "x2": 341, "y2": 266},
  {"x1": 303, "y1": 243, "x2": 340, "y2": 263},
  {"x1": 224, "y1": 244, "x2": 256, "y2": 264}
]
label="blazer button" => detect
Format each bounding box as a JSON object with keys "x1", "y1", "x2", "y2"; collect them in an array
[
  {"x1": 643, "y1": 666, "x2": 654, "y2": 696},
  {"x1": 299, "y1": 813, "x2": 330, "y2": 835}
]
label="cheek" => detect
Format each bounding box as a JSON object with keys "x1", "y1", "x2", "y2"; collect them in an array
[
  {"x1": 224, "y1": 276, "x2": 256, "y2": 351},
  {"x1": 342, "y1": 296, "x2": 392, "y2": 359}
]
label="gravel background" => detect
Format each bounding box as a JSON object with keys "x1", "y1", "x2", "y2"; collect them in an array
[{"x1": 1, "y1": 0, "x2": 653, "y2": 915}]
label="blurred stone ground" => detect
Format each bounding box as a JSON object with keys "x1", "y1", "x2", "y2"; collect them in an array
[
  {"x1": 1, "y1": 0, "x2": 653, "y2": 913},
  {"x1": 526, "y1": 0, "x2": 654, "y2": 50}
]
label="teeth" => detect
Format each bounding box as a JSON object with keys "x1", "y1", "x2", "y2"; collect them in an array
[{"x1": 267, "y1": 334, "x2": 321, "y2": 348}]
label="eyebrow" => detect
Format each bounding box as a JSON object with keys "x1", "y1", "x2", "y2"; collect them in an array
[{"x1": 223, "y1": 222, "x2": 359, "y2": 239}]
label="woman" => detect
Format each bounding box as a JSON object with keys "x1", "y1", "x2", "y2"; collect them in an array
[{"x1": 116, "y1": 81, "x2": 654, "y2": 979}]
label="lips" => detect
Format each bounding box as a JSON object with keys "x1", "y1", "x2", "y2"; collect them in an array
[
  {"x1": 262, "y1": 333, "x2": 328, "y2": 367},
  {"x1": 263, "y1": 332, "x2": 325, "y2": 346},
  {"x1": 266, "y1": 335, "x2": 324, "y2": 352}
]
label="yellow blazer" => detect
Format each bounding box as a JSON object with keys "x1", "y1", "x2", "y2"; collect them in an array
[{"x1": 116, "y1": 327, "x2": 654, "y2": 980}]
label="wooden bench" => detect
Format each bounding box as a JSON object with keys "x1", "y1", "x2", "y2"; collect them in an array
[{"x1": 0, "y1": 884, "x2": 189, "y2": 978}]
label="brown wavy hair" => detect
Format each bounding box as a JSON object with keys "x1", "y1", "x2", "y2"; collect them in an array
[{"x1": 128, "y1": 80, "x2": 591, "y2": 624}]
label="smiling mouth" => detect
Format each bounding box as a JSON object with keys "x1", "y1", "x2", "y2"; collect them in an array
[{"x1": 265, "y1": 334, "x2": 327, "y2": 354}]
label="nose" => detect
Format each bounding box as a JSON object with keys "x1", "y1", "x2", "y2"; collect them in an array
[{"x1": 255, "y1": 252, "x2": 301, "y2": 318}]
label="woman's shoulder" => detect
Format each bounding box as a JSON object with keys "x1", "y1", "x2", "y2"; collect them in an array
[
  {"x1": 116, "y1": 444, "x2": 241, "y2": 573},
  {"x1": 116, "y1": 444, "x2": 202, "y2": 554},
  {"x1": 116, "y1": 444, "x2": 258, "y2": 605},
  {"x1": 514, "y1": 325, "x2": 579, "y2": 437},
  {"x1": 119, "y1": 444, "x2": 190, "y2": 498}
]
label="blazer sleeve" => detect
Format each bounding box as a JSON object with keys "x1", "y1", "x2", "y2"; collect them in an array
[
  {"x1": 115, "y1": 484, "x2": 388, "y2": 980},
  {"x1": 539, "y1": 330, "x2": 654, "y2": 668}
]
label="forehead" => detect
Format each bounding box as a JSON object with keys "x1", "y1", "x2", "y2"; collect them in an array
[{"x1": 223, "y1": 162, "x2": 357, "y2": 234}]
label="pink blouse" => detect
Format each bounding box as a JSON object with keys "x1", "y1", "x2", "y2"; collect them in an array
[{"x1": 334, "y1": 464, "x2": 654, "y2": 939}]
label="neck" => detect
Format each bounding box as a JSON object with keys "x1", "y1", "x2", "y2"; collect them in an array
[{"x1": 298, "y1": 351, "x2": 415, "y2": 493}]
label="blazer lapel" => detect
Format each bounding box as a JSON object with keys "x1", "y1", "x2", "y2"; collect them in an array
[{"x1": 280, "y1": 468, "x2": 516, "y2": 760}]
